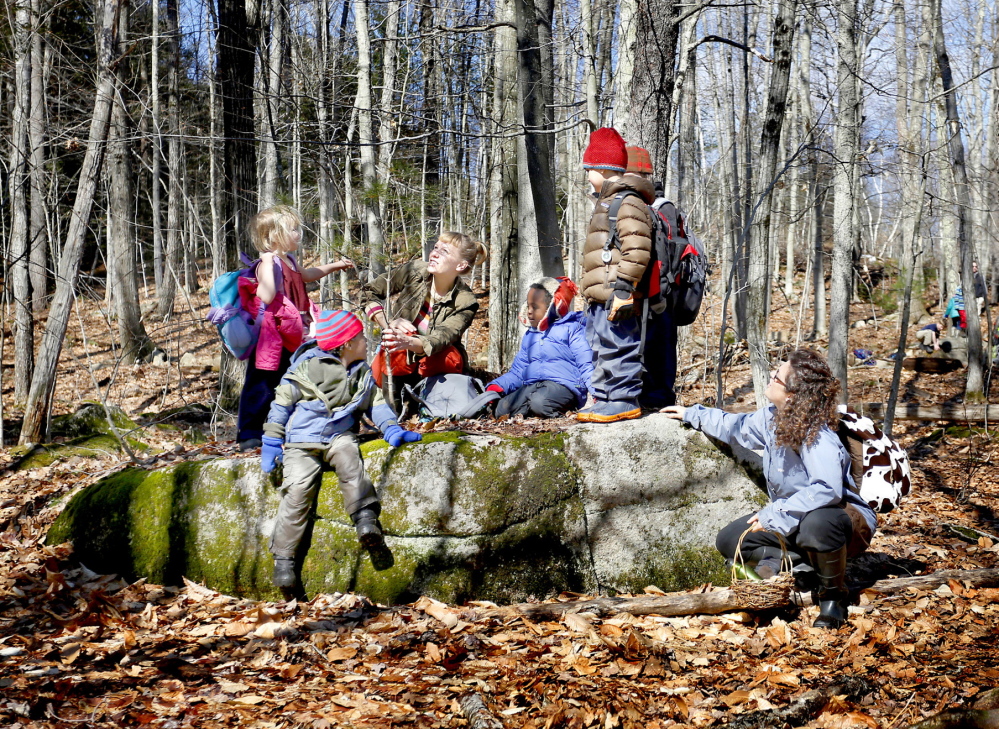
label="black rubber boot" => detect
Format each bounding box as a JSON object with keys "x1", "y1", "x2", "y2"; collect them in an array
[
  {"x1": 272, "y1": 557, "x2": 296, "y2": 589},
  {"x1": 809, "y1": 547, "x2": 849, "y2": 628},
  {"x1": 352, "y1": 507, "x2": 384, "y2": 550}
]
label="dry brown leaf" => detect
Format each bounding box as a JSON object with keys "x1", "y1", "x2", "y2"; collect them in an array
[
  {"x1": 326, "y1": 647, "x2": 357, "y2": 662},
  {"x1": 722, "y1": 690, "x2": 751, "y2": 707},
  {"x1": 231, "y1": 695, "x2": 266, "y2": 705},
  {"x1": 563, "y1": 612, "x2": 593, "y2": 633}
]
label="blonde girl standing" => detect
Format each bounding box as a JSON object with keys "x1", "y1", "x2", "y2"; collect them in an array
[{"x1": 237, "y1": 205, "x2": 354, "y2": 450}]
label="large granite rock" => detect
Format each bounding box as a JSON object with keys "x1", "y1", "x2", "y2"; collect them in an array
[{"x1": 47, "y1": 416, "x2": 766, "y2": 604}]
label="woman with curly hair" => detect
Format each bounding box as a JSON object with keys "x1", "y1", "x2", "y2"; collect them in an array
[{"x1": 662, "y1": 349, "x2": 876, "y2": 628}]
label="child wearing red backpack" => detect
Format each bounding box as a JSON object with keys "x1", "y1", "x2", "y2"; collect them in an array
[
  {"x1": 576, "y1": 128, "x2": 656, "y2": 423},
  {"x1": 236, "y1": 206, "x2": 354, "y2": 451}
]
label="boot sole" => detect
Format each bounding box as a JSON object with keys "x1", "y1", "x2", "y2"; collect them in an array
[{"x1": 577, "y1": 408, "x2": 642, "y2": 423}]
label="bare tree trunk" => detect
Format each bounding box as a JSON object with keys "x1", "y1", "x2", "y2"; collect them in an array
[
  {"x1": 216, "y1": 0, "x2": 260, "y2": 408},
  {"x1": 28, "y1": 0, "x2": 49, "y2": 313},
  {"x1": 894, "y1": 0, "x2": 929, "y2": 325},
  {"x1": 514, "y1": 0, "x2": 563, "y2": 278},
  {"x1": 9, "y1": 0, "x2": 35, "y2": 403},
  {"x1": 108, "y1": 1, "x2": 153, "y2": 362},
  {"x1": 19, "y1": 0, "x2": 122, "y2": 445},
  {"x1": 746, "y1": 0, "x2": 796, "y2": 404},
  {"x1": 151, "y1": 0, "x2": 164, "y2": 301},
  {"x1": 259, "y1": 0, "x2": 284, "y2": 207},
  {"x1": 376, "y1": 0, "x2": 400, "y2": 218},
  {"x1": 163, "y1": 0, "x2": 182, "y2": 305},
  {"x1": 580, "y1": 0, "x2": 599, "y2": 126},
  {"x1": 629, "y1": 0, "x2": 680, "y2": 183},
  {"x1": 354, "y1": 0, "x2": 386, "y2": 278},
  {"x1": 933, "y1": 0, "x2": 985, "y2": 399},
  {"x1": 488, "y1": 0, "x2": 521, "y2": 373},
  {"x1": 611, "y1": 0, "x2": 638, "y2": 135},
  {"x1": 829, "y1": 0, "x2": 861, "y2": 397}
]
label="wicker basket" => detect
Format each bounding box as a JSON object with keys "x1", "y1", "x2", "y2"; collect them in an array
[{"x1": 730, "y1": 529, "x2": 796, "y2": 610}]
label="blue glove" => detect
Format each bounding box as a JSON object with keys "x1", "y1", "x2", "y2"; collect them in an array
[
  {"x1": 261, "y1": 436, "x2": 284, "y2": 473},
  {"x1": 383, "y1": 424, "x2": 422, "y2": 448}
]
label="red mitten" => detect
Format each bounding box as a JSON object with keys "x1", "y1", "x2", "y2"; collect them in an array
[{"x1": 486, "y1": 384, "x2": 504, "y2": 394}]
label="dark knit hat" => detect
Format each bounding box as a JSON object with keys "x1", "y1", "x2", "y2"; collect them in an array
[
  {"x1": 626, "y1": 145, "x2": 653, "y2": 175},
  {"x1": 583, "y1": 128, "x2": 628, "y2": 173},
  {"x1": 314, "y1": 309, "x2": 364, "y2": 351}
]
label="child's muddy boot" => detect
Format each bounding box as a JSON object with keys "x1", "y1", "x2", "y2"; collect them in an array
[
  {"x1": 272, "y1": 557, "x2": 296, "y2": 589},
  {"x1": 352, "y1": 507, "x2": 384, "y2": 550}
]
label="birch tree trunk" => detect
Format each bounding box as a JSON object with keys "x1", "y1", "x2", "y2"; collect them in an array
[
  {"x1": 19, "y1": 0, "x2": 122, "y2": 445},
  {"x1": 107, "y1": 1, "x2": 153, "y2": 361},
  {"x1": 28, "y1": 0, "x2": 49, "y2": 313},
  {"x1": 8, "y1": 0, "x2": 34, "y2": 403},
  {"x1": 354, "y1": 0, "x2": 387, "y2": 278},
  {"x1": 488, "y1": 0, "x2": 522, "y2": 372},
  {"x1": 829, "y1": 0, "x2": 861, "y2": 397},
  {"x1": 933, "y1": 0, "x2": 985, "y2": 399},
  {"x1": 745, "y1": 0, "x2": 796, "y2": 404}
]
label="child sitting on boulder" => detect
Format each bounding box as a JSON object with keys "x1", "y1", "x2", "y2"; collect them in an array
[
  {"x1": 261, "y1": 310, "x2": 421, "y2": 590},
  {"x1": 486, "y1": 277, "x2": 592, "y2": 418}
]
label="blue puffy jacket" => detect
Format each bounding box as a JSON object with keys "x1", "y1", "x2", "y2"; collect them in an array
[{"x1": 490, "y1": 312, "x2": 592, "y2": 405}]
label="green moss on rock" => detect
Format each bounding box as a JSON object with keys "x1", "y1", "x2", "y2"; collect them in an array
[
  {"x1": 14, "y1": 433, "x2": 147, "y2": 470},
  {"x1": 51, "y1": 402, "x2": 139, "y2": 440}
]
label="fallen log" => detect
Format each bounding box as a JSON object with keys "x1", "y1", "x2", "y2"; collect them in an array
[
  {"x1": 901, "y1": 357, "x2": 964, "y2": 374},
  {"x1": 907, "y1": 710, "x2": 999, "y2": 729},
  {"x1": 856, "y1": 402, "x2": 999, "y2": 422},
  {"x1": 512, "y1": 568, "x2": 999, "y2": 619},
  {"x1": 459, "y1": 693, "x2": 503, "y2": 729},
  {"x1": 721, "y1": 676, "x2": 872, "y2": 729}
]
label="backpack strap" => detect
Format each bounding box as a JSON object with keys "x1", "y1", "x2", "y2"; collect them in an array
[{"x1": 602, "y1": 190, "x2": 642, "y2": 262}]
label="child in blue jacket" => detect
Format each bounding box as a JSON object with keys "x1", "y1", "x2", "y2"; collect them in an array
[
  {"x1": 261, "y1": 309, "x2": 421, "y2": 590},
  {"x1": 487, "y1": 277, "x2": 592, "y2": 418}
]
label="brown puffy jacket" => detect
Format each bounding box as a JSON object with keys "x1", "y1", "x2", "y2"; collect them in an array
[{"x1": 580, "y1": 175, "x2": 656, "y2": 303}]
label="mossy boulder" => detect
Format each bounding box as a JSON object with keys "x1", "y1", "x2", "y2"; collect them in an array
[
  {"x1": 11, "y1": 403, "x2": 147, "y2": 470},
  {"x1": 48, "y1": 415, "x2": 765, "y2": 604},
  {"x1": 51, "y1": 402, "x2": 139, "y2": 440}
]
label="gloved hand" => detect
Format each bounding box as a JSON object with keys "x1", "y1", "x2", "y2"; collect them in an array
[
  {"x1": 261, "y1": 436, "x2": 284, "y2": 473},
  {"x1": 607, "y1": 286, "x2": 636, "y2": 322},
  {"x1": 486, "y1": 384, "x2": 504, "y2": 394},
  {"x1": 383, "y1": 424, "x2": 422, "y2": 447}
]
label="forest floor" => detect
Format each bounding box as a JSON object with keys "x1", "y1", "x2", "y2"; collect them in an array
[{"x1": 2, "y1": 270, "x2": 999, "y2": 728}]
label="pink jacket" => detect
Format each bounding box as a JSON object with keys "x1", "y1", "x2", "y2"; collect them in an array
[{"x1": 238, "y1": 277, "x2": 306, "y2": 371}]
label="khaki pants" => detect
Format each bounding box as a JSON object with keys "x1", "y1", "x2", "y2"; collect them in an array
[{"x1": 270, "y1": 434, "x2": 378, "y2": 558}]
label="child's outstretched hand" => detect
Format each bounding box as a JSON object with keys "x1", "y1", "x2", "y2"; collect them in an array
[
  {"x1": 335, "y1": 258, "x2": 356, "y2": 271},
  {"x1": 261, "y1": 436, "x2": 285, "y2": 472},
  {"x1": 660, "y1": 405, "x2": 687, "y2": 420},
  {"x1": 383, "y1": 424, "x2": 422, "y2": 448}
]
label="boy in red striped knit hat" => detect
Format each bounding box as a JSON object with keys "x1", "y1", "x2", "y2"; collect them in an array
[
  {"x1": 577, "y1": 128, "x2": 656, "y2": 422},
  {"x1": 262, "y1": 309, "x2": 421, "y2": 590}
]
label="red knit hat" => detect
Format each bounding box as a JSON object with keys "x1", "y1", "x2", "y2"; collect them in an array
[
  {"x1": 626, "y1": 145, "x2": 653, "y2": 175},
  {"x1": 583, "y1": 127, "x2": 627, "y2": 173},
  {"x1": 314, "y1": 309, "x2": 364, "y2": 351}
]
